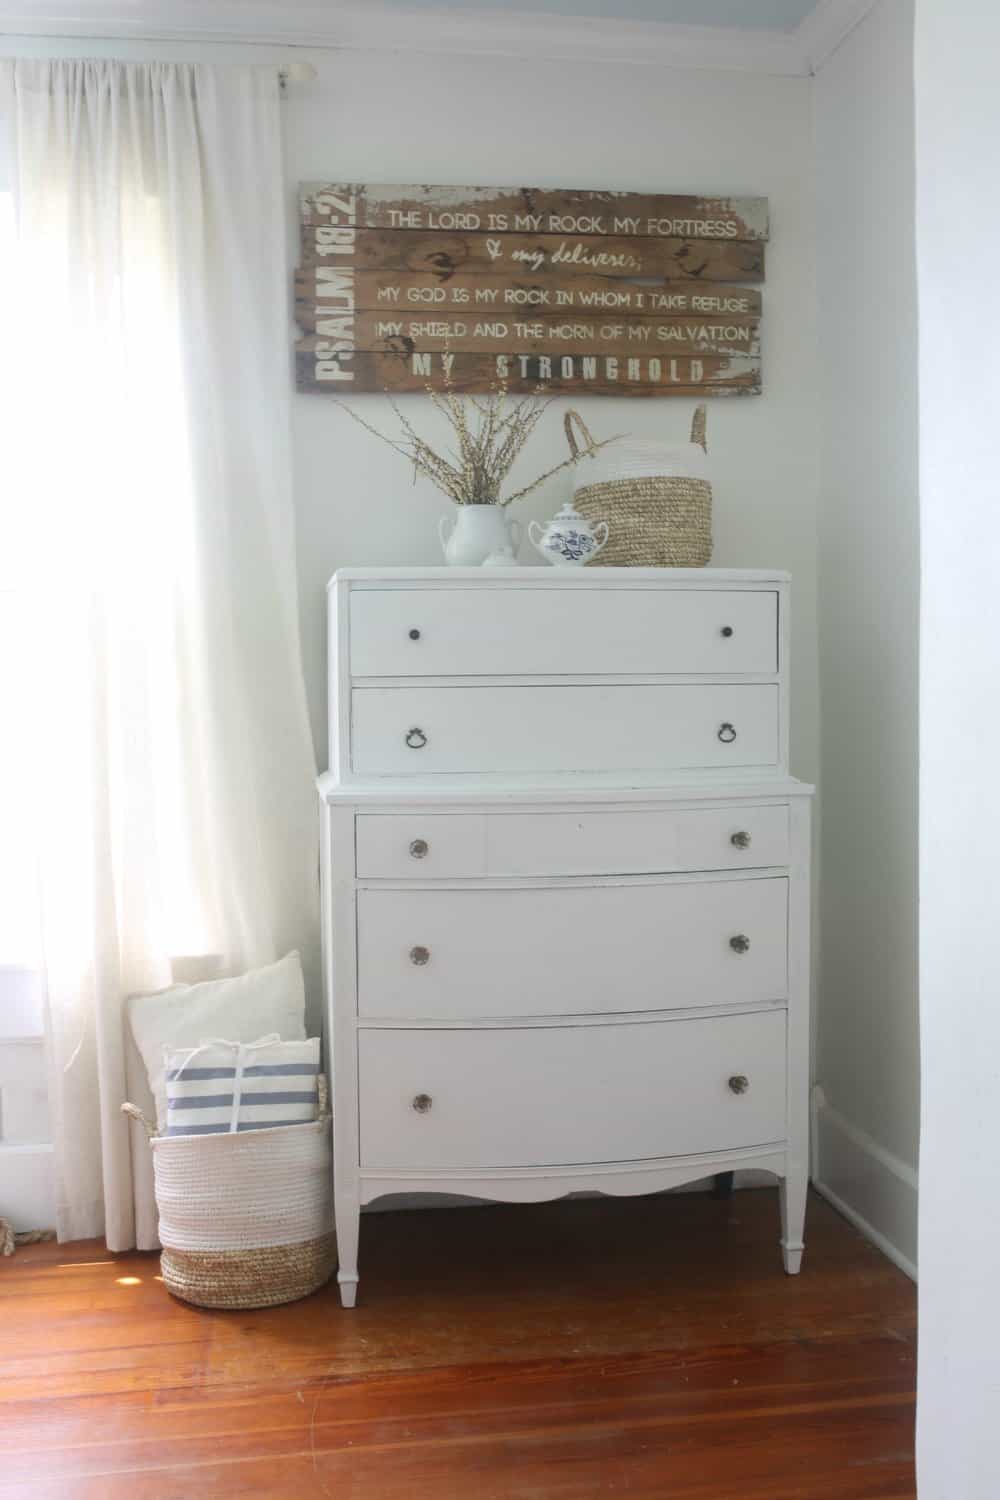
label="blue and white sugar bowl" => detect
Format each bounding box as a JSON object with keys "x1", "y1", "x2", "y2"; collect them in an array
[{"x1": 528, "y1": 500, "x2": 609, "y2": 568}]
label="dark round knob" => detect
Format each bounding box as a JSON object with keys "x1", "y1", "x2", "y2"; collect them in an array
[
  {"x1": 408, "y1": 628, "x2": 421, "y2": 640},
  {"x1": 720, "y1": 625, "x2": 734, "y2": 638},
  {"x1": 731, "y1": 830, "x2": 752, "y2": 849},
  {"x1": 729, "y1": 934, "x2": 751, "y2": 954},
  {"x1": 409, "y1": 838, "x2": 429, "y2": 859},
  {"x1": 728, "y1": 1075, "x2": 750, "y2": 1095},
  {"x1": 409, "y1": 945, "x2": 430, "y2": 966},
  {"x1": 718, "y1": 722, "x2": 737, "y2": 744},
  {"x1": 405, "y1": 727, "x2": 427, "y2": 749},
  {"x1": 412, "y1": 1093, "x2": 433, "y2": 1113}
]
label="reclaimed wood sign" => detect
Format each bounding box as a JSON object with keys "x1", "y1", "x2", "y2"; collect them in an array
[{"x1": 294, "y1": 183, "x2": 768, "y2": 398}]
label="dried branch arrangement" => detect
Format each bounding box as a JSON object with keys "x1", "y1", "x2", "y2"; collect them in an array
[{"x1": 336, "y1": 362, "x2": 617, "y2": 507}]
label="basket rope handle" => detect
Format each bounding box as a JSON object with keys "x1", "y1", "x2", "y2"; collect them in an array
[
  {"x1": 564, "y1": 409, "x2": 598, "y2": 460},
  {"x1": 690, "y1": 403, "x2": 708, "y2": 452},
  {"x1": 121, "y1": 1101, "x2": 156, "y2": 1140}
]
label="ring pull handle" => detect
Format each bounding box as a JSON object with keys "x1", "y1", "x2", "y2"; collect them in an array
[
  {"x1": 729, "y1": 934, "x2": 751, "y2": 954},
  {"x1": 405, "y1": 727, "x2": 427, "y2": 749},
  {"x1": 409, "y1": 945, "x2": 430, "y2": 966},
  {"x1": 717, "y1": 722, "x2": 737, "y2": 744},
  {"x1": 720, "y1": 625, "x2": 734, "y2": 638},
  {"x1": 409, "y1": 838, "x2": 429, "y2": 859},
  {"x1": 728, "y1": 1075, "x2": 750, "y2": 1095},
  {"x1": 412, "y1": 1093, "x2": 433, "y2": 1113},
  {"x1": 730, "y1": 830, "x2": 752, "y2": 849}
]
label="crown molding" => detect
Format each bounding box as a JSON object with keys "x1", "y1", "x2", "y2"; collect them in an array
[
  {"x1": 334, "y1": 8, "x2": 807, "y2": 73},
  {"x1": 0, "y1": 0, "x2": 804, "y2": 73},
  {"x1": 795, "y1": 0, "x2": 880, "y2": 73},
  {"x1": 0, "y1": 0, "x2": 878, "y2": 77}
]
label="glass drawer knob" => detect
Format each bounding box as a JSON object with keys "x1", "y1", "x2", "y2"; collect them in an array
[
  {"x1": 412, "y1": 1093, "x2": 433, "y2": 1113},
  {"x1": 721, "y1": 625, "x2": 734, "y2": 638},
  {"x1": 718, "y1": 722, "x2": 737, "y2": 744},
  {"x1": 729, "y1": 934, "x2": 751, "y2": 954},
  {"x1": 728, "y1": 1075, "x2": 750, "y2": 1095},
  {"x1": 409, "y1": 945, "x2": 430, "y2": 966},
  {"x1": 731, "y1": 831, "x2": 752, "y2": 849},
  {"x1": 405, "y1": 727, "x2": 427, "y2": 749},
  {"x1": 408, "y1": 628, "x2": 421, "y2": 640},
  {"x1": 409, "y1": 838, "x2": 429, "y2": 859}
]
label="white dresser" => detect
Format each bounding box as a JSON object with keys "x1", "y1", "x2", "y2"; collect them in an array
[{"x1": 319, "y1": 567, "x2": 813, "y2": 1308}]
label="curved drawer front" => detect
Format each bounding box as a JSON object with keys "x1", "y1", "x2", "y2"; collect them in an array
[
  {"x1": 355, "y1": 805, "x2": 790, "y2": 879},
  {"x1": 350, "y1": 587, "x2": 778, "y2": 678},
  {"x1": 358, "y1": 1011, "x2": 787, "y2": 1171},
  {"x1": 357, "y1": 877, "x2": 788, "y2": 1020},
  {"x1": 352, "y1": 683, "x2": 779, "y2": 777}
]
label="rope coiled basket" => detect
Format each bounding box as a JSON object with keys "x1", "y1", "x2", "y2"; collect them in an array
[
  {"x1": 122, "y1": 1080, "x2": 335, "y2": 1310},
  {"x1": 566, "y1": 406, "x2": 712, "y2": 567}
]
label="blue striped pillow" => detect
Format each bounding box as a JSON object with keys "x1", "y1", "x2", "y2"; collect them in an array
[{"x1": 163, "y1": 1036, "x2": 321, "y2": 1136}]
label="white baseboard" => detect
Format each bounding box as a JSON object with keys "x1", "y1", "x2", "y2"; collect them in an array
[{"x1": 811, "y1": 1085, "x2": 917, "y2": 1280}]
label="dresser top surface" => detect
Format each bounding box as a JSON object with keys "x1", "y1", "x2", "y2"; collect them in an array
[
  {"x1": 318, "y1": 769, "x2": 814, "y2": 805},
  {"x1": 330, "y1": 567, "x2": 790, "y2": 590}
]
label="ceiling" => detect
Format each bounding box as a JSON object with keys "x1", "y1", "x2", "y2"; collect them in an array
[
  {"x1": 368, "y1": 0, "x2": 824, "y2": 28},
  {"x1": 0, "y1": 0, "x2": 864, "y2": 75}
]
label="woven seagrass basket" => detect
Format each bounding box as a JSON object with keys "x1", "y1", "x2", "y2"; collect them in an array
[
  {"x1": 122, "y1": 1079, "x2": 335, "y2": 1310},
  {"x1": 566, "y1": 407, "x2": 712, "y2": 567}
]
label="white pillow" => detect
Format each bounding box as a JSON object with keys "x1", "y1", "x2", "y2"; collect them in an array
[
  {"x1": 163, "y1": 1035, "x2": 321, "y2": 1136},
  {"x1": 128, "y1": 951, "x2": 307, "y2": 1131}
]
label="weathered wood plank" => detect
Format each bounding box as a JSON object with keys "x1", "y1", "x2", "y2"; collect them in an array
[
  {"x1": 300, "y1": 183, "x2": 770, "y2": 241},
  {"x1": 294, "y1": 267, "x2": 764, "y2": 318},
  {"x1": 294, "y1": 180, "x2": 767, "y2": 396},
  {"x1": 294, "y1": 346, "x2": 761, "y2": 397},
  {"x1": 301, "y1": 226, "x2": 765, "y2": 283},
  {"x1": 294, "y1": 307, "x2": 760, "y2": 360}
]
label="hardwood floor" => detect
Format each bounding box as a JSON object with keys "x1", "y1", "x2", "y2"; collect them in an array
[{"x1": 0, "y1": 1188, "x2": 916, "y2": 1498}]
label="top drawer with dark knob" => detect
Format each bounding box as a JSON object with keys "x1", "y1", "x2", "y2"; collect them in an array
[{"x1": 349, "y1": 587, "x2": 779, "y2": 678}]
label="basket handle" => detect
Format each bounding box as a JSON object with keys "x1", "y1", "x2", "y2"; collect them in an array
[
  {"x1": 121, "y1": 1101, "x2": 156, "y2": 1141},
  {"x1": 690, "y1": 403, "x2": 708, "y2": 452},
  {"x1": 564, "y1": 409, "x2": 598, "y2": 461},
  {"x1": 318, "y1": 1074, "x2": 330, "y2": 1120}
]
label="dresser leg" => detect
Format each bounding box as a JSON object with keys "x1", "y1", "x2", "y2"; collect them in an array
[
  {"x1": 335, "y1": 1191, "x2": 360, "y2": 1308},
  {"x1": 712, "y1": 1171, "x2": 735, "y2": 1199},
  {"x1": 779, "y1": 1170, "x2": 807, "y2": 1275}
]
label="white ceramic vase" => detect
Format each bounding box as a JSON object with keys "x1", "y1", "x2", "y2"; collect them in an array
[{"x1": 439, "y1": 504, "x2": 522, "y2": 566}]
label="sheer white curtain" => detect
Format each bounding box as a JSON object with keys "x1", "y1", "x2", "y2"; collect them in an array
[{"x1": 0, "y1": 60, "x2": 318, "y2": 1250}]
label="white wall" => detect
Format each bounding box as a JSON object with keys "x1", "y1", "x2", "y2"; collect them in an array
[
  {"x1": 283, "y1": 52, "x2": 820, "y2": 785},
  {"x1": 0, "y1": 37, "x2": 819, "y2": 822},
  {"x1": 915, "y1": 0, "x2": 1000, "y2": 1491},
  {"x1": 811, "y1": 0, "x2": 919, "y2": 1275}
]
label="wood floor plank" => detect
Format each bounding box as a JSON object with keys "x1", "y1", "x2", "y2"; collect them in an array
[
  {"x1": 0, "y1": 1189, "x2": 916, "y2": 1498},
  {"x1": 0, "y1": 1340, "x2": 915, "y2": 1473}
]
